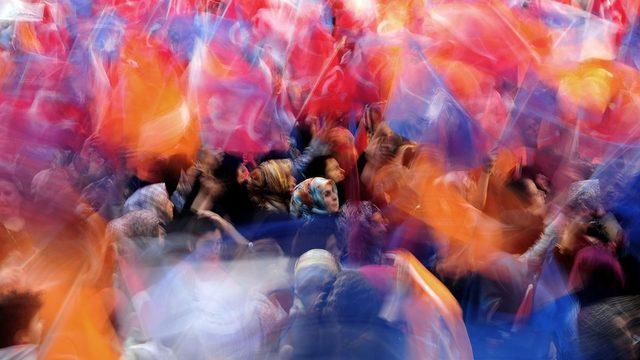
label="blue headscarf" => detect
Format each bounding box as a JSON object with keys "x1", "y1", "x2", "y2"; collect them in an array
[{"x1": 290, "y1": 177, "x2": 337, "y2": 219}]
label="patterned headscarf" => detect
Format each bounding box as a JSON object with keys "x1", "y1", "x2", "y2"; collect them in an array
[
  {"x1": 107, "y1": 210, "x2": 162, "y2": 250},
  {"x1": 294, "y1": 249, "x2": 341, "y2": 277},
  {"x1": 123, "y1": 183, "x2": 173, "y2": 223},
  {"x1": 567, "y1": 179, "x2": 601, "y2": 215},
  {"x1": 290, "y1": 177, "x2": 338, "y2": 218},
  {"x1": 248, "y1": 159, "x2": 293, "y2": 212},
  {"x1": 337, "y1": 201, "x2": 381, "y2": 234}
]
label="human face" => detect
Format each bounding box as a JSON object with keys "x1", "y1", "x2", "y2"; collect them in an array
[
  {"x1": 236, "y1": 164, "x2": 250, "y2": 184},
  {"x1": 325, "y1": 158, "x2": 345, "y2": 183},
  {"x1": 321, "y1": 182, "x2": 339, "y2": 213},
  {"x1": 0, "y1": 180, "x2": 21, "y2": 218},
  {"x1": 370, "y1": 211, "x2": 388, "y2": 239},
  {"x1": 195, "y1": 229, "x2": 223, "y2": 260},
  {"x1": 297, "y1": 270, "x2": 333, "y2": 309},
  {"x1": 523, "y1": 178, "x2": 546, "y2": 217}
]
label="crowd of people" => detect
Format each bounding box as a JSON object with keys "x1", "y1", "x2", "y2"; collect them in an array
[
  {"x1": 0, "y1": 107, "x2": 638, "y2": 359},
  {"x1": 1, "y1": 0, "x2": 640, "y2": 359}
]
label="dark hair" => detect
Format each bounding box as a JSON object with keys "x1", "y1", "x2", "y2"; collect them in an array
[
  {"x1": 0, "y1": 289, "x2": 43, "y2": 348},
  {"x1": 212, "y1": 153, "x2": 243, "y2": 186},
  {"x1": 257, "y1": 150, "x2": 290, "y2": 164},
  {"x1": 585, "y1": 218, "x2": 611, "y2": 244},
  {"x1": 305, "y1": 155, "x2": 333, "y2": 179},
  {"x1": 311, "y1": 273, "x2": 337, "y2": 317},
  {"x1": 179, "y1": 171, "x2": 204, "y2": 218},
  {"x1": 153, "y1": 154, "x2": 191, "y2": 196},
  {"x1": 326, "y1": 270, "x2": 382, "y2": 322}
]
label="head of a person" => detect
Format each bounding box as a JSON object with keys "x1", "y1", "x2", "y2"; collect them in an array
[
  {"x1": 560, "y1": 214, "x2": 618, "y2": 257},
  {"x1": 363, "y1": 102, "x2": 385, "y2": 137},
  {"x1": 371, "y1": 163, "x2": 412, "y2": 209},
  {"x1": 0, "y1": 289, "x2": 43, "y2": 348},
  {"x1": 30, "y1": 168, "x2": 78, "y2": 215},
  {"x1": 326, "y1": 270, "x2": 382, "y2": 323},
  {"x1": 505, "y1": 165, "x2": 549, "y2": 217},
  {"x1": 123, "y1": 183, "x2": 174, "y2": 224},
  {"x1": 192, "y1": 228, "x2": 224, "y2": 262},
  {"x1": 290, "y1": 177, "x2": 339, "y2": 218},
  {"x1": 346, "y1": 223, "x2": 385, "y2": 266},
  {"x1": 294, "y1": 249, "x2": 340, "y2": 311},
  {"x1": 108, "y1": 210, "x2": 164, "y2": 253},
  {"x1": 366, "y1": 123, "x2": 403, "y2": 165},
  {"x1": 338, "y1": 201, "x2": 387, "y2": 241},
  {"x1": 74, "y1": 137, "x2": 111, "y2": 184},
  {"x1": 248, "y1": 160, "x2": 296, "y2": 210},
  {"x1": 187, "y1": 215, "x2": 226, "y2": 257},
  {"x1": 161, "y1": 215, "x2": 225, "y2": 261},
  {"x1": 558, "y1": 180, "x2": 612, "y2": 253},
  {"x1": 306, "y1": 156, "x2": 346, "y2": 184},
  {"x1": 324, "y1": 127, "x2": 358, "y2": 173},
  {"x1": 78, "y1": 176, "x2": 115, "y2": 215},
  {"x1": 0, "y1": 173, "x2": 23, "y2": 219},
  {"x1": 177, "y1": 169, "x2": 224, "y2": 218},
  {"x1": 577, "y1": 297, "x2": 640, "y2": 360},
  {"x1": 213, "y1": 153, "x2": 249, "y2": 187},
  {"x1": 565, "y1": 179, "x2": 604, "y2": 220}
]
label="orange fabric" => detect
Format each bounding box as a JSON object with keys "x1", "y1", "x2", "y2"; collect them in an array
[
  {"x1": 98, "y1": 33, "x2": 199, "y2": 181},
  {"x1": 395, "y1": 250, "x2": 473, "y2": 360}
]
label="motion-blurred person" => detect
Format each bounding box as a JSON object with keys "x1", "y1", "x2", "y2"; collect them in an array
[
  {"x1": 0, "y1": 172, "x2": 34, "y2": 265},
  {"x1": 290, "y1": 178, "x2": 341, "y2": 258},
  {"x1": 0, "y1": 289, "x2": 43, "y2": 360},
  {"x1": 305, "y1": 155, "x2": 347, "y2": 204},
  {"x1": 338, "y1": 201, "x2": 388, "y2": 266}
]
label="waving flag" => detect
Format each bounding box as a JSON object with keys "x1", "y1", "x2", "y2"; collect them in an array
[{"x1": 386, "y1": 43, "x2": 490, "y2": 169}]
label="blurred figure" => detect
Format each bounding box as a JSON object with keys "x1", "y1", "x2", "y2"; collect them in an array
[
  {"x1": 324, "y1": 127, "x2": 361, "y2": 202},
  {"x1": 123, "y1": 183, "x2": 174, "y2": 225},
  {"x1": 211, "y1": 153, "x2": 253, "y2": 225},
  {"x1": 0, "y1": 289, "x2": 43, "y2": 360},
  {"x1": 305, "y1": 155, "x2": 347, "y2": 204},
  {"x1": 30, "y1": 166, "x2": 79, "y2": 224},
  {"x1": 323, "y1": 270, "x2": 406, "y2": 359},
  {"x1": 338, "y1": 201, "x2": 388, "y2": 266},
  {"x1": 281, "y1": 269, "x2": 406, "y2": 360},
  {"x1": 290, "y1": 178, "x2": 341, "y2": 258},
  {"x1": 360, "y1": 123, "x2": 404, "y2": 200},
  {"x1": 248, "y1": 159, "x2": 296, "y2": 214},
  {"x1": 290, "y1": 249, "x2": 341, "y2": 317},
  {"x1": 305, "y1": 156, "x2": 346, "y2": 185},
  {"x1": 0, "y1": 172, "x2": 33, "y2": 264},
  {"x1": 246, "y1": 159, "x2": 300, "y2": 253},
  {"x1": 498, "y1": 165, "x2": 550, "y2": 254}
]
